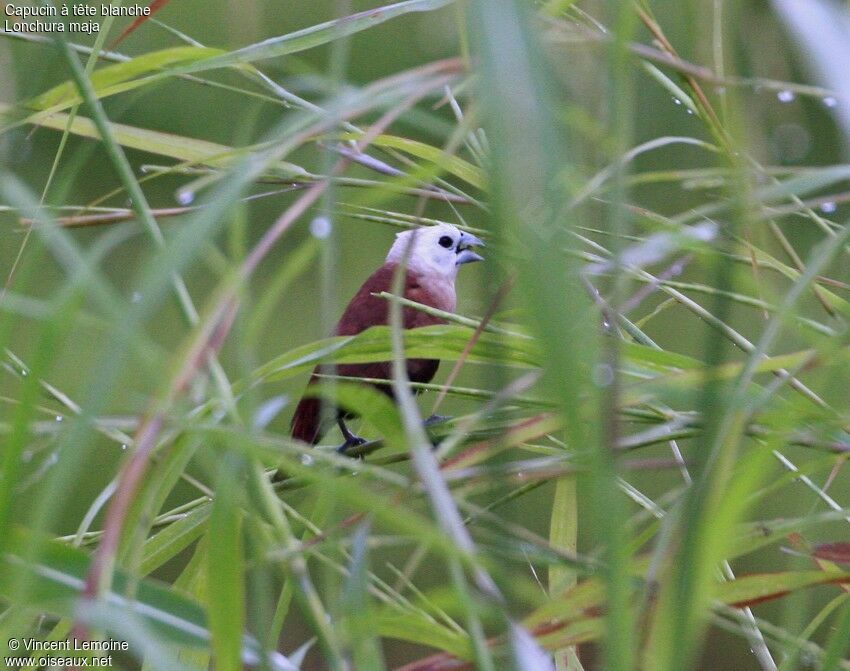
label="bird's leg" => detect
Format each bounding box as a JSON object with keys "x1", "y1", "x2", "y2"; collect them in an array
[
  {"x1": 336, "y1": 417, "x2": 367, "y2": 454},
  {"x1": 424, "y1": 414, "x2": 451, "y2": 427}
]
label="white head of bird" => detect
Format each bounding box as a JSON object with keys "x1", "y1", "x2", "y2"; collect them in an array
[{"x1": 385, "y1": 224, "x2": 485, "y2": 281}]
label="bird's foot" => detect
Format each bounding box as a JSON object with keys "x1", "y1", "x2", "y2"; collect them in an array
[
  {"x1": 336, "y1": 417, "x2": 367, "y2": 456},
  {"x1": 424, "y1": 414, "x2": 452, "y2": 450},
  {"x1": 336, "y1": 434, "x2": 367, "y2": 458},
  {"x1": 424, "y1": 414, "x2": 452, "y2": 427}
]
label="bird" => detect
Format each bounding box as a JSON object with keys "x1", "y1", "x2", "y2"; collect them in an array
[{"x1": 290, "y1": 223, "x2": 484, "y2": 452}]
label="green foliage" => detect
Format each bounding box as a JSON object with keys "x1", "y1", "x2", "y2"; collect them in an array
[{"x1": 3, "y1": 1, "x2": 850, "y2": 670}]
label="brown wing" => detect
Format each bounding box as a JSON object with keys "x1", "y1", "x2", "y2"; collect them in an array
[
  {"x1": 290, "y1": 263, "x2": 451, "y2": 444},
  {"x1": 290, "y1": 396, "x2": 323, "y2": 444}
]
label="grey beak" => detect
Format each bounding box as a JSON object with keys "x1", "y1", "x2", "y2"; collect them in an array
[
  {"x1": 460, "y1": 232, "x2": 485, "y2": 248},
  {"x1": 456, "y1": 231, "x2": 485, "y2": 265},
  {"x1": 456, "y1": 249, "x2": 484, "y2": 264}
]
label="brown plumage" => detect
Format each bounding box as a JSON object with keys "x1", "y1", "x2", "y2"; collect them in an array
[
  {"x1": 289, "y1": 223, "x2": 484, "y2": 448},
  {"x1": 290, "y1": 263, "x2": 452, "y2": 444}
]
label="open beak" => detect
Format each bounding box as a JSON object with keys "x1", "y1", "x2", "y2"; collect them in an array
[{"x1": 456, "y1": 231, "x2": 485, "y2": 265}]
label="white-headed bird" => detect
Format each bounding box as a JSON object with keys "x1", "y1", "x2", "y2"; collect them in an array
[{"x1": 290, "y1": 223, "x2": 484, "y2": 451}]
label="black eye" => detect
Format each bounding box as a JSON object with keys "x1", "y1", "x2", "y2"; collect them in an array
[{"x1": 438, "y1": 235, "x2": 454, "y2": 249}]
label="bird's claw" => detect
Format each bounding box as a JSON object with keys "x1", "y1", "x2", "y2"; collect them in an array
[
  {"x1": 424, "y1": 415, "x2": 452, "y2": 450},
  {"x1": 336, "y1": 434, "x2": 367, "y2": 459},
  {"x1": 336, "y1": 417, "x2": 367, "y2": 457},
  {"x1": 424, "y1": 414, "x2": 451, "y2": 427}
]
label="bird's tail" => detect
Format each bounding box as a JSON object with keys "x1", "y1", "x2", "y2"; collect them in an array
[{"x1": 290, "y1": 395, "x2": 324, "y2": 445}]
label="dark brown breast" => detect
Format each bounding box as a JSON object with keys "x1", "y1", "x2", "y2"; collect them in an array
[
  {"x1": 290, "y1": 263, "x2": 453, "y2": 444},
  {"x1": 334, "y1": 263, "x2": 454, "y2": 336},
  {"x1": 334, "y1": 263, "x2": 451, "y2": 388}
]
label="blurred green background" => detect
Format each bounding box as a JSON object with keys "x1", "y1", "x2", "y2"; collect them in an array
[{"x1": 3, "y1": 1, "x2": 850, "y2": 669}]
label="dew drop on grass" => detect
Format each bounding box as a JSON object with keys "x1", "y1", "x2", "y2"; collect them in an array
[
  {"x1": 824, "y1": 96, "x2": 838, "y2": 108},
  {"x1": 777, "y1": 89, "x2": 795, "y2": 103},
  {"x1": 20, "y1": 369, "x2": 27, "y2": 377},
  {"x1": 121, "y1": 444, "x2": 128, "y2": 451},
  {"x1": 177, "y1": 189, "x2": 195, "y2": 205},
  {"x1": 672, "y1": 97, "x2": 682, "y2": 106},
  {"x1": 820, "y1": 201, "x2": 837, "y2": 214},
  {"x1": 310, "y1": 215, "x2": 332, "y2": 239},
  {"x1": 55, "y1": 415, "x2": 63, "y2": 422},
  {"x1": 300, "y1": 454, "x2": 314, "y2": 466}
]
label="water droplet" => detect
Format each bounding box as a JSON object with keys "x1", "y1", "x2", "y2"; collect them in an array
[
  {"x1": 820, "y1": 201, "x2": 837, "y2": 214},
  {"x1": 310, "y1": 216, "x2": 332, "y2": 239},
  {"x1": 176, "y1": 189, "x2": 195, "y2": 206},
  {"x1": 777, "y1": 89, "x2": 795, "y2": 103},
  {"x1": 672, "y1": 97, "x2": 682, "y2": 106},
  {"x1": 131, "y1": 291, "x2": 142, "y2": 304},
  {"x1": 593, "y1": 363, "x2": 615, "y2": 388},
  {"x1": 300, "y1": 454, "x2": 314, "y2": 466},
  {"x1": 20, "y1": 369, "x2": 28, "y2": 377},
  {"x1": 121, "y1": 443, "x2": 128, "y2": 451},
  {"x1": 824, "y1": 96, "x2": 838, "y2": 108},
  {"x1": 685, "y1": 108, "x2": 695, "y2": 115},
  {"x1": 55, "y1": 415, "x2": 63, "y2": 422}
]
